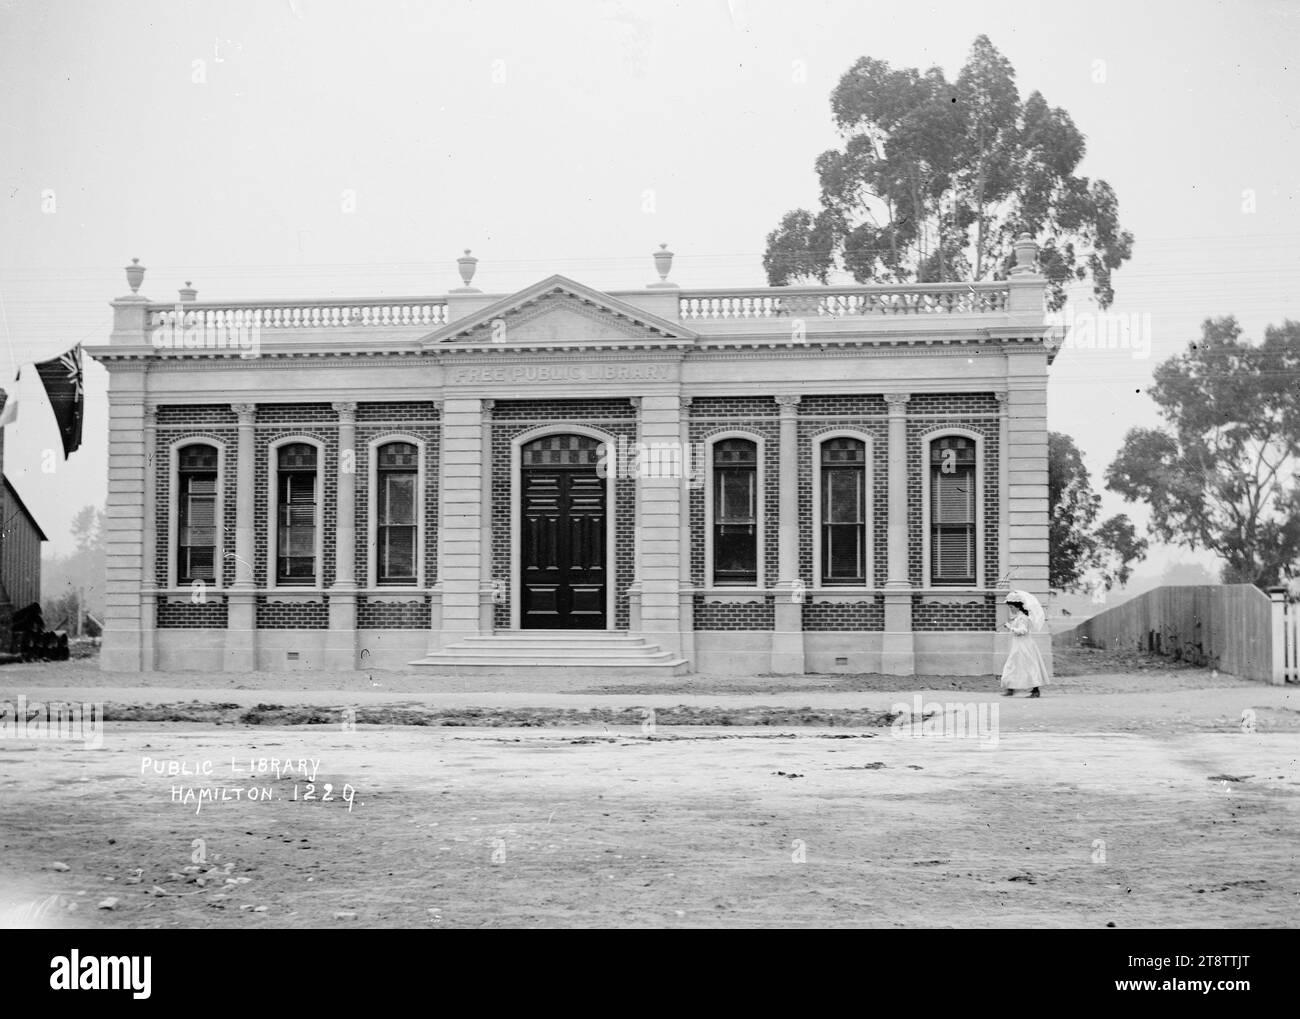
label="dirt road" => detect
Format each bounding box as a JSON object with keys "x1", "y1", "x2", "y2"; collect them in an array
[{"x1": 1, "y1": 694, "x2": 1296, "y2": 927}]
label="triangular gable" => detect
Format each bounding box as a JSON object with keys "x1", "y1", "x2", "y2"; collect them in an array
[
  {"x1": 421, "y1": 275, "x2": 697, "y2": 346},
  {"x1": 3, "y1": 476, "x2": 48, "y2": 541}
]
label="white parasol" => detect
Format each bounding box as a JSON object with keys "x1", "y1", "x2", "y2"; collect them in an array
[{"x1": 1005, "y1": 590, "x2": 1046, "y2": 632}]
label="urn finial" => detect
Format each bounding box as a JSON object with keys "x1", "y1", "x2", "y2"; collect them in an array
[
  {"x1": 179, "y1": 281, "x2": 197, "y2": 302},
  {"x1": 648, "y1": 243, "x2": 677, "y2": 289},
  {"x1": 1011, "y1": 233, "x2": 1039, "y2": 275},
  {"x1": 454, "y1": 249, "x2": 480, "y2": 292},
  {"x1": 125, "y1": 258, "x2": 146, "y2": 294}
]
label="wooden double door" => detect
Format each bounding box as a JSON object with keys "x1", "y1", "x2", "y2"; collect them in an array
[{"x1": 520, "y1": 435, "x2": 607, "y2": 629}]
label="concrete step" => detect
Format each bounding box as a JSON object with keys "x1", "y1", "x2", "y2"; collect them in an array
[
  {"x1": 437, "y1": 645, "x2": 670, "y2": 660},
  {"x1": 410, "y1": 630, "x2": 688, "y2": 674},
  {"x1": 416, "y1": 657, "x2": 686, "y2": 670},
  {"x1": 457, "y1": 634, "x2": 654, "y2": 649},
  {"x1": 406, "y1": 659, "x2": 691, "y2": 677}
]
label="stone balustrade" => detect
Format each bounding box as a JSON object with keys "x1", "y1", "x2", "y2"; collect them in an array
[
  {"x1": 146, "y1": 299, "x2": 449, "y2": 331},
  {"x1": 677, "y1": 282, "x2": 1011, "y2": 321}
]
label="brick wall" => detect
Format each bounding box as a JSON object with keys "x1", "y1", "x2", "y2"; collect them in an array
[
  {"x1": 147, "y1": 392, "x2": 1011, "y2": 638},
  {"x1": 692, "y1": 595, "x2": 775, "y2": 630},
  {"x1": 906, "y1": 393, "x2": 1000, "y2": 415},
  {"x1": 156, "y1": 406, "x2": 237, "y2": 426},
  {"x1": 802, "y1": 597, "x2": 885, "y2": 631},
  {"x1": 156, "y1": 596, "x2": 228, "y2": 628},
  {"x1": 912, "y1": 595, "x2": 998, "y2": 631},
  {"x1": 255, "y1": 596, "x2": 329, "y2": 628},
  {"x1": 358, "y1": 598, "x2": 432, "y2": 628}
]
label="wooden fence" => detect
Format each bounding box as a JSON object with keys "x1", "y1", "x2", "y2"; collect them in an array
[{"x1": 1057, "y1": 584, "x2": 1297, "y2": 684}]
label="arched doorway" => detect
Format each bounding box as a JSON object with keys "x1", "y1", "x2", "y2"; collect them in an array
[{"x1": 519, "y1": 433, "x2": 607, "y2": 628}]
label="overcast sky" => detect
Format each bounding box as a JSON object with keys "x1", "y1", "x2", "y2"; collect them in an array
[{"x1": 2, "y1": 0, "x2": 1297, "y2": 574}]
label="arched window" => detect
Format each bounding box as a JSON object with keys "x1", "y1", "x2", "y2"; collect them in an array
[
  {"x1": 930, "y1": 435, "x2": 976, "y2": 585},
  {"x1": 713, "y1": 438, "x2": 758, "y2": 586},
  {"x1": 177, "y1": 443, "x2": 217, "y2": 585},
  {"x1": 376, "y1": 441, "x2": 418, "y2": 585},
  {"x1": 821, "y1": 438, "x2": 866, "y2": 585},
  {"x1": 276, "y1": 443, "x2": 318, "y2": 585}
]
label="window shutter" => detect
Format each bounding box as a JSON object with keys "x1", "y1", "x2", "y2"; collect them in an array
[
  {"x1": 934, "y1": 529, "x2": 974, "y2": 579},
  {"x1": 933, "y1": 471, "x2": 974, "y2": 523}
]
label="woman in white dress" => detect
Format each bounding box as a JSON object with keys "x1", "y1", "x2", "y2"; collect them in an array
[{"x1": 1001, "y1": 591, "x2": 1049, "y2": 698}]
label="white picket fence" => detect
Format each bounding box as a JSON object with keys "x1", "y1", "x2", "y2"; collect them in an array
[{"x1": 1272, "y1": 590, "x2": 1300, "y2": 685}]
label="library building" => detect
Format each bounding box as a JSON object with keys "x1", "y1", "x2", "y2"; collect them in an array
[{"x1": 88, "y1": 240, "x2": 1055, "y2": 677}]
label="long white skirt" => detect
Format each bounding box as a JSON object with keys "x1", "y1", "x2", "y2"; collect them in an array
[{"x1": 1000, "y1": 633, "x2": 1049, "y2": 690}]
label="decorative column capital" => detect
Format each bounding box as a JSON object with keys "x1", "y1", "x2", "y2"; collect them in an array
[
  {"x1": 775, "y1": 394, "x2": 801, "y2": 412},
  {"x1": 629, "y1": 396, "x2": 642, "y2": 410},
  {"x1": 681, "y1": 395, "x2": 693, "y2": 409},
  {"x1": 481, "y1": 398, "x2": 494, "y2": 417},
  {"x1": 332, "y1": 401, "x2": 357, "y2": 424},
  {"x1": 994, "y1": 390, "x2": 1009, "y2": 404},
  {"x1": 432, "y1": 399, "x2": 444, "y2": 415},
  {"x1": 143, "y1": 406, "x2": 157, "y2": 428},
  {"x1": 884, "y1": 392, "x2": 911, "y2": 410},
  {"x1": 232, "y1": 403, "x2": 256, "y2": 425}
]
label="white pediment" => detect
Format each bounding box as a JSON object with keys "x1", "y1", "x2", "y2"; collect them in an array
[
  {"x1": 421, "y1": 275, "x2": 697, "y2": 347},
  {"x1": 457, "y1": 293, "x2": 658, "y2": 344}
]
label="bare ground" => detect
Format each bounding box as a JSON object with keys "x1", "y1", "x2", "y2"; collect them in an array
[{"x1": 0, "y1": 650, "x2": 1296, "y2": 928}]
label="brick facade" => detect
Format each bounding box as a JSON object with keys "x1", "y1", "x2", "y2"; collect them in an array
[
  {"x1": 156, "y1": 596, "x2": 228, "y2": 628},
  {"x1": 358, "y1": 597, "x2": 432, "y2": 628},
  {"x1": 149, "y1": 391, "x2": 1008, "y2": 637}
]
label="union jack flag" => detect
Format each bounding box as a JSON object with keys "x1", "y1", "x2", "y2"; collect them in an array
[{"x1": 35, "y1": 344, "x2": 84, "y2": 458}]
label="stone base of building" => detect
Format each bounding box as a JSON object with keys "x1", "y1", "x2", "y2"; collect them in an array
[
  {"x1": 139, "y1": 627, "x2": 1052, "y2": 678},
  {"x1": 694, "y1": 630, "x2": 1052, "y2": 678}
]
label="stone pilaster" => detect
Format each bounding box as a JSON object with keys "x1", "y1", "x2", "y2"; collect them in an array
[
  {"x1": 881, "y1": 392, "x2": 914, "y2": 675},
  {"x1": 995, "y1": 390, "x2": 1011, "y2": 630},
  {"x1": 478, "y1": 400, "x2": 495, "y2": 633},
  {"x1": 225, "y1": 402, "x2": 257, "y2": 672},
  {"x1": 1005, "y1": 356, "x2": 1051, "y2": 674},
  {"x1": 634, "y1": 395, "x2": 684, "y2": 654},
  {"x1": 677, "y1": 395, "x2": 695, "y2": 665},
  {"x1": 326, "y1": 402, "x2": 358, "y2": 669},
  {"x1": 771, "y1": 394, "x2": 805, "y2": 673},
  {"x1": 430, "y1": 397, "x2": 484, "y2": 648},
  {"x1": 140, "y1": 406, "x2": 157, "y2": 672},
  {"x1": 627, "y1": 396, "x2": 643, "y2": 634},
  {"x1": 101, "y1": 373, "x2": 148, "y2": 672}
]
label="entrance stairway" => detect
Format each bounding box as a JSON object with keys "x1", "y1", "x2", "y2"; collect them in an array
[{"x1": 409, "y1": 631, "x2": 690, "y2": 675}]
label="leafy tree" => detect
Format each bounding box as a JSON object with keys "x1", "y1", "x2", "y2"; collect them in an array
[
  {"x1": 1049, "y1": 432, "x2": 1147, "y2": 591},
  {"x1": 764, "y1": 35, "x2": 1134, "y2": 310},
  {"x1": 1106, "y1": 317, "x2": 1300, "y2": 589},
  {"x1": 41, "y1": 504, "x2": 106, "y2": 623}
]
